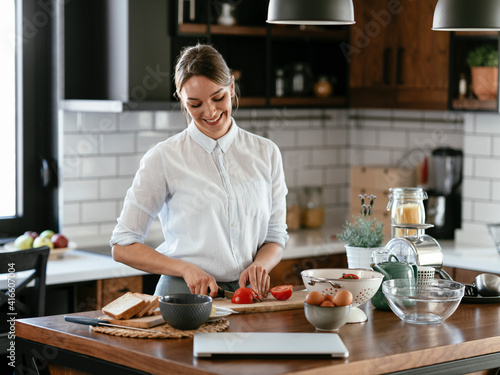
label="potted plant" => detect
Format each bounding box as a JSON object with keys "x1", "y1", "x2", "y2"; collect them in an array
[
  {"x1": 466, "y1": 44, "x2": 499, "y2": 100},
  {"x1": 337, "y1": 195, "x2": 384, "y2": 269}
]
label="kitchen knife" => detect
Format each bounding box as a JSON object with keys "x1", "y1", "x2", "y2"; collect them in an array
[
  {"x1": 64, "y1": 316, "x2": 163, "y2": 334},
  {"x1": 214, "y1": 288, "x2": 234, "y2": 299}
]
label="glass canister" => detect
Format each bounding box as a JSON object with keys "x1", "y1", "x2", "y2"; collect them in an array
[
  {"x1": 302, "y1": 187, "x2": 324, "y2": 228},
  {"x1": 387, "y1": 187, "x2": 428, "y2": 238},
  {"x1": 286, "y1": 190, "x2": 301, "y2": 231}
]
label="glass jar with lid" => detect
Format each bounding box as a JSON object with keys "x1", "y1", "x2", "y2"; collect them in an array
[
  {"x1": 302, "y1": 187, "x2": 324, "y2": 229},
  {"x1": 387, "y1": 187, "x2": 428, "y2": 238},
  {"x1": 286, "y1": 190, "x2": 301, "y2": 231}
]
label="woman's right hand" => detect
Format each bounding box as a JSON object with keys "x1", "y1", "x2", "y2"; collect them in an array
[{"x1": 182, "y1": 265, "x2": 219, "y2": 298}]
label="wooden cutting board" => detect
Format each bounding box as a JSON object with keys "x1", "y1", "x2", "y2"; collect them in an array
[
  {"x1": 213, "y1": 290, "x2": 308, "y2": 314},
  {"x1": 102, "y1": 314, "x2": 165, "y2": 328}
]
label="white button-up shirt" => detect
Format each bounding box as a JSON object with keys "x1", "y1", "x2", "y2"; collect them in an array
[{"x1": 110, "y1": 119, "x2": 288, "y2": 282}]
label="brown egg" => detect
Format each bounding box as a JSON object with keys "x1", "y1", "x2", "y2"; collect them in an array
[
  {"x1": 305, "y1": 291, "x2": 324, "y2": 306},
  {"x1": 333, "y1": 290, "x2": 353, "y2": 306},
  {"x1": 320, "y1": 300, "x2": 335, "y2": 307},
  {"x1": 324, "y1": 294, "x2": 335, "y2": 303}
]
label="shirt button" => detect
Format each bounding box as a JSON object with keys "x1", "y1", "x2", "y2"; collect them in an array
[
  {"x1": 231, "y1": 223, "x2": 237, "y2": 227},
  {"x1": 233, "y1": 247, "x2": 237, "y2": 252},
  {"x1": 230, "y1": 196, "x2": 235, "y2": 200}
]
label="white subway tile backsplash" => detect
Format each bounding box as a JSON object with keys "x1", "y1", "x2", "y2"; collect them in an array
[
  {"x1": 378, "y1": 130, "x2": 407, "y2": 149},
  {"x1": 475, "y1": 113, "x2": 500, "y2": 134},
  {"x1": 475, "y1": 158, "x2": 500, "y2": 179},
  {"x1": 80, "y1": 156, "x2": 117, "y2": 178},
  {"x1": 361, "y1": 149, "x2": 392, "y2": 166},
  {"x1": 137, "y1": 131, "x2": 171, "y2": 153},
  {"x1": 464, "y1": 135, "x2": 492, "y2": 156},
  {"x1": 297, "y1": 129, "x2": 324, "y2": 147},
  {"x1": 63, "y1": 180, "x2": 99, "y2": 202},
  {"x1": 463, "y1": 156, "x2": 474, "y2": 177},
  {"x1": 63, "y1": 134, "x2": 100, "y2": 156},
  {"x1": 62, "y1": 203, "x2": 80, "y2": 225},
  {"x1": 296, "y1": 168, "x2": 323, "y2": 187},
  {"x1": 463, "y1": 179, "x2": 490, "y2": 200},
  {"x1": 268, "y1": 128, "x2": 295, "y2": 148},
  {"x1": 325, "y1": 128, "x2": 347, "y2": 146},
  {"x1": 311, "y1": 148, "x2": 337, "y2": 166},
  {"x1": 282, "y1": 149, "x2": 309, "y2": 170},
  {"x1": 492, "y1": 181, "x2": 500, "y2": 200},
  {"x1": 118, "y1": 155, "x2": 142, "y2": 176},
  {"x1": 101, "y1": 133, "x2": 135, "y2": 154},
  {"x1": 119, "y1": 111, "x2": 153, "y2": 131},
  {"x1": 325, "y1": 167, "x2": 348, "y2": 185},
  {"x1": 155, "y1": 110, "x2": 188, "y2": 131},
  {"x1": 82, "y1": 112, "x2": 117, "y2": 132},
  {"x1": 81, "y1": 201, "x2": 117, "y2": 224},
  {"x1": 473, "y1": 201, "x2": 500, "y2": 223},
  {"x1": 462, "y1": 200, "x2": 473, "y2": 221},
  {"x1": 100, "y1": 178, "x2": 133, "y2": 200},
  {"x1": 493, "y1": 136, "x2": 500, "y2": 157},
  {"x1": 62, "y1": 111, "x2": 81, "y2": 132}
]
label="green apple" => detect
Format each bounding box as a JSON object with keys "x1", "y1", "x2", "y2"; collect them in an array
[
  {"x1": 39, "y1": 230, "x2": 55, "y2": 239},
  {"x1": 33, "y1": 236, "x2": 54, "y2": 250},
  {"x1": 14, "y1": 234, "x2": 34, "y2": 250}
]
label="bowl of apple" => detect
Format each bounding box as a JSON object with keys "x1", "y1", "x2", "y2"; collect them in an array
[{"x1": 4, "y1": 230, "x2": 76, "y2": 260}]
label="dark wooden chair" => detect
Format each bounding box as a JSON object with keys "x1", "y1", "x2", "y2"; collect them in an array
[{"x1": 0, "y1": 246, "x2": 50, "y2": 355}]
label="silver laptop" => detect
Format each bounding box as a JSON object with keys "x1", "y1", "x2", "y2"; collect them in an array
[{"x1": 193, "y1": 332, "x2": 349, "y2": 358}]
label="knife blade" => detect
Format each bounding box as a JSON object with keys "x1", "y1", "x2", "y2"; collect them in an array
[{"x1": 64, "y1": 316, "x2": 163, "y2": 334}]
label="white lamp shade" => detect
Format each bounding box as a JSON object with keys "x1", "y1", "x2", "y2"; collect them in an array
[
  {"x1": 433, "y1": 0, "x2": 500, "y2": 31},
  {"x1": 267, "y1": 0, "x2": 355, "y2": 25}
]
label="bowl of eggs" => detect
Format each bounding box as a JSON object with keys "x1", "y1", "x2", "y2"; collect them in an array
[
  {"x1": 301, "y1": 268, "x2": 384, "y2": 323},
  {"x1": 304, "y1": 290, "x2": 353, "y2": 332}
]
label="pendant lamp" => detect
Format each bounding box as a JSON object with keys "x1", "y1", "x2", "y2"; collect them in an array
[
  {"x1": 432, "y1": 0, "x2": 500, "y2": 31},
  {"x1": 267, "y1": 0, "x2": 355, "y2": 25}
]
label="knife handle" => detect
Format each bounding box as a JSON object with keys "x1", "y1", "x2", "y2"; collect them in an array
[{"x1": 64, "y1": 316, "x2": 110, "y2": 326}]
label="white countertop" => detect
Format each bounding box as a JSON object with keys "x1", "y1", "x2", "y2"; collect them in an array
[{"x1": 4, "y1": 228, "x2": 499, "y2": 289}]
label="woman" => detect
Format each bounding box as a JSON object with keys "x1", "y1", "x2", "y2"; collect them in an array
[{"x1": 110, "y1": 44, "x2": 288, "y2": 299}]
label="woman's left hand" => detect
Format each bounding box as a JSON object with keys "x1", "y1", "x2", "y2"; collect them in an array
[{"x1": 239, "y1": 264, "x2": 270, "y2": 300}]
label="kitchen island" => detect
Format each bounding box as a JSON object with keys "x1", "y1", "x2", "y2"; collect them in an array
[{"x1": 14, "y1": 301, "x2": 500, "y2": 374}]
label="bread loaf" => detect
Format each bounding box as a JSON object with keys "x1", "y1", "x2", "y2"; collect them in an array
[{"x1": 102, "y1": 292, "x2": 146, "y2": 320}]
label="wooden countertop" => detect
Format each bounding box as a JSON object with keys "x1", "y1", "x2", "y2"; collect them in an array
[{"x1": 16, "y1": 302, "x2": 500, "y2": 374}]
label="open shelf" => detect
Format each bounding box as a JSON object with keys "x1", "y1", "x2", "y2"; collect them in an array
[{"x1": 452, "y1": 98, "x2": 497, "y2": 111}]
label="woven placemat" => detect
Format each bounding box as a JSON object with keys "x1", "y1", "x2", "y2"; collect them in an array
[{"x1": 90, "y1": 317, "x2": 229, "y2": 339}]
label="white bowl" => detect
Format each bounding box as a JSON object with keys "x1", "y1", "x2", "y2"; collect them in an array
[
  {"x1": 301, "y1": 268, "x2": 384, "y2": 308},
  {"x1": 304, "y1": 303, "x2": 351, "y2": 332},
  {"x1": 382, "y1": 279, "x2": 465, "y2": 325}
]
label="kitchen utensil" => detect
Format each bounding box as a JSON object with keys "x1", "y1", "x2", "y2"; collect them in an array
[
  {"x1": 159, "y1": 294, "x2": 212, "y2": 330},
  {"x1": 475, "y1": 273, "x2": 500, "y2": 297},
  {"x1": 382, "y1": 279, "x2": 464, "y2": 325},
  {"x1": 487, "y1": 223, "x2": 500, "y2": 254},
  {"x1": 212, "y1": 290, "x2": 308, "y2": 314},
  {"x1": 304, "y1": 303, "x2": 351, "y2": 332},
  {"x1": 301, "y1": 268, "x2": 384, "y2": 323},
  {"x1": 384, "y1": 223, "x2": 453, "y2": 280},
  {"x1": 464, "y1": 284, "x2": 479, "y2": 297},
  {"x1": 370, "y1": 254, "x2": 417, "y2": 310},
  {"x1": 417, "y1": 266, "x2": 435, "y2": 284},
  {"x1": 193, "y1": 332, "x2": 349, "y2": 358},
  {"x1": 64, "y1": 316, "x2": 164, "y2": 334}
]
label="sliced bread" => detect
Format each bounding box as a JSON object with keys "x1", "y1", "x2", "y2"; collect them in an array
[
  {"x1": 102, "y1": 292, "x2": 146, "y2": 320},
  {"x1": 133, "y1": 293, "x2": 159, "y2": 318}
]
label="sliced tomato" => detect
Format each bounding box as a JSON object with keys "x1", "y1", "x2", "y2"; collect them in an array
[
  {"x1": 340, "y1": 273, "x2": 359, "y2": 279},
  {"x1": 270, "y1": 285, "x2": 293, "y2": 301},
  {"x1": 231, "y1": 288, "x2": 256, "y2": 304}
]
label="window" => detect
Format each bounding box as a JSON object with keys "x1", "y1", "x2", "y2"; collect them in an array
[
  {"x1": 0, "y1": 0, "x2": 57, "y2": 242},
  {"x1": 0, "y1": 0, "x2": 16, "y2": 219}
]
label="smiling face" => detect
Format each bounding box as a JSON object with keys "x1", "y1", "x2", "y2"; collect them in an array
[{"x1": 179, "y1": 75, "x2": 235, "y2": 140}]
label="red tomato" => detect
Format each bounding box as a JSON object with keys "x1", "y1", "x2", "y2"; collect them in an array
[
  {"x1": 270, "y1": 285, "x2": 293, "y2": 301},
  {"x1": 231, "y1": 288, "x2": 256, "y2": 304},
  {"x1": 340, "y1": 273, "x2": 359, "y2": 279}
]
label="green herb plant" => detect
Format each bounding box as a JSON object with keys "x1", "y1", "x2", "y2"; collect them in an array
[
  {"x1": 337, "y1": 194, "x2": 384, "y2": 248},
  {"x1": 466, "y1": 45, "x2": 499, "y2": 67}
]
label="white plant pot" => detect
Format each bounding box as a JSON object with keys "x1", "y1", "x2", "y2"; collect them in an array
[{"x1": 345, "y1": 245, "x2": 384, "y2": 270}]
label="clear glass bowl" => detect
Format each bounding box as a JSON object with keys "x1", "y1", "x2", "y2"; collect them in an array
[{"x1": 382, "y1": 279, "x2": 464, "y2": 325}]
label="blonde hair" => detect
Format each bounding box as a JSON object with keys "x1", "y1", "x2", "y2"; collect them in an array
[{"x1": 174, "y1": 44, "x2": 239, "y2": 111}]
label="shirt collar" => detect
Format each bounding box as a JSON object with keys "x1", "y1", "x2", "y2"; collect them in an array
[{"x1": 187, "y1": 118, "x2": 238, "y2": 154}]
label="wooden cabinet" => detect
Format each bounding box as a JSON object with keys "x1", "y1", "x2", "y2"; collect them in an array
[
  {"x1": 350, "y1": 166, "x2": 416, "y2": 241},
  {"x1": 349, "y1": 0, "x2": 450, "y2": 110},
  {"x1": 450, "y1": 31, "x2": 500, "y2": 112},
  {"x1": 269, "y1": 253, "x2": 347, "y2": 287},
  {"x1": 173, "y1": 0, "x2": 349, "y2": 108},
  {"x1": 442, "y1": 266, "x2": 500, "y2": 284}
]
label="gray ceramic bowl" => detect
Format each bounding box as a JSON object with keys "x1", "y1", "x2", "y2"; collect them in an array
[
  {"x1": 304, "y1": 303, "x2": 352, "y2": 332},
  {"x1": 159, "y1": 294, "x2": 212, "y2": 330}
]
